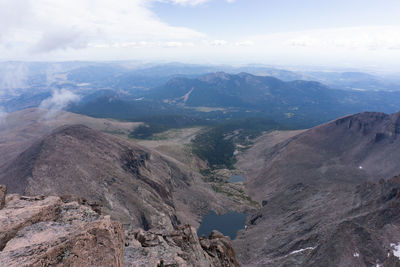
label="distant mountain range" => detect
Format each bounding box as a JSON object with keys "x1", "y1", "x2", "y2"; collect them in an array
[
  {"x1": 1, "y1": 61, "x2": 400, "y2": 127},
  {"x1": 0, "y1": 61, "x2": 398, "y2": 97},
  {"x1": 140, "y1": 72, "x2": 400, "y2": 127}
]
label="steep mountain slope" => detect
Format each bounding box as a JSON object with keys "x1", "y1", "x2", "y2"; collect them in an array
[
  {"x1": 0, "y1": 108, "x2": 141, "y2": 170},
  {"x1": 234, "y1": 175, "x2": 400, "y2": 266},
  {"x1": 0, "y1": 125, "x2": 249, "y2": 230},
  {"x1": 234, "y1": 111, "x2": 400, "y2": 266},
  {"x1": 244, "y1": 111, "x2": 400, "y2": 200}
]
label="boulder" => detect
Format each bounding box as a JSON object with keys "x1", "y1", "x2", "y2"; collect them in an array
[
  {"x1": 125, "y1": 225, "x2": 240, "y2": 267},
  {"x1": 0, "y1": 191, "x2": 124, "y2": 267}
]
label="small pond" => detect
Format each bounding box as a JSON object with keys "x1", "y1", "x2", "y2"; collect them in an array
[
  {"x1": 197, "y1": 211, "x2": 247, "y2": 240},
  {"x1": 229, "y1": 174, "x2": 245, "y2": 183}
]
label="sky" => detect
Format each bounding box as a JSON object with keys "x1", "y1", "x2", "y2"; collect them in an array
[{"x1": 1, "y1": 0, "x2": 400, "y2": 69}]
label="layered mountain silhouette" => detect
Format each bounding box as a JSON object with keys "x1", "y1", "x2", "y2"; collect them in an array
[
  {"x1": 146, "y1": 72, "x2": 400, "y2": 126},
  {"x1": 64, "y1": 72, "x2": 400, "y2": 128}
]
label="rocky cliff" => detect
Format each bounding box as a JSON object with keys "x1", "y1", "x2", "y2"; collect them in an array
[
  {"x1": 0, "y1": 186, "x2": 125, "y2": 266},
  {"x1": 125, "y1": 226, "x2": 240, "y2": 266},
  {"x1": 0, "y1": 185, "x2": 240, "y2": 267}
]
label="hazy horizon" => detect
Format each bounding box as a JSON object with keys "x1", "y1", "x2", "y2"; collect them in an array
[{"x1": 1, "y1": 0, "x2": 400, "y2": 70}]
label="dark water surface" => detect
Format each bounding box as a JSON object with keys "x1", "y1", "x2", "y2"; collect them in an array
[
  {"x1": 197, "y1": 211, "x2": 247, "y2": 240},
  {"x1": 229, "y1": 174, "x2": 245, "y2": 183}
]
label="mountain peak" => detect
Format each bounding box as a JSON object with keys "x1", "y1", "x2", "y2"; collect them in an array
[
  {"x1": 333, "y1": 111, "x2": 400, "y2": 137},
  {"x1": 199, "y1": 72, "x2": 232, "y2": 82}
]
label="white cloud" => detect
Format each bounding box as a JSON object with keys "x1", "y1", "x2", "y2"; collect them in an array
[
  {"x1": 0, "y1": 1, "x2": 398, "y2": 67},
  {"x1": 251, "y1": 26, "x2": 400, "y2": 51},
  {"x1": 88, "y1": 40, "x2": 194, "y2": 48},
  {"x1": 0, "y1": 0, "x2": 32, "y2": 40},
  {"x1": 0, "y1": 62, "x2": 30, "y2": 90},
  {"x1": 39, "y1": 89, "x2": 80, "y2": 118},
  {"x1": 208, "y1": 40, "x2": 228, "y2": 46},
  {"x1": 235, "y1": 40, "x2": 254, "y2": 47},
  {"x1": 157, "y1": 0, "x2": 234, "y2": 5},
  {"x1": 31, "y1": 28, "x2": 88, "y2": 53},
  {"x1": 0, "y1": 0, "x2": 205, "y2": 55},
  {"x1": 157, "y1": 0, "x2": 209, "y2": 5}
]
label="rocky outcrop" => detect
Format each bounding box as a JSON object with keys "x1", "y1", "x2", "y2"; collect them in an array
[
  {"x1": 125, "y1": 225, "x2": 240, "y2": 267},
  {"x1": 0, "y1": 194, "x2": 61, "y2": 250},
  {"x1": 0, "y1": 186, "x2": 125, "y2": 267},
  {"x1": 200, "y1": 230, "x2": 241, "y2": 267},
  {"x1": 0, "y1": 185, "x2": 241, "y2": 266},
  {"x1": 0, "y1": 184, "x2": 6, "y2": 209}
]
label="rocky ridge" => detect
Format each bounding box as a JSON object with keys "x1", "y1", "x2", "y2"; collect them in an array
[
  {"x1": 234, "y1": 111, "x2": 400, "y2": 266},
  {"x1": 0, "y1": 185, "x2": 240, "y2": 266},
  {"x1": 125, "y1": 226, "x2": 240, "y2": 266},
  {"x1": 0, "y1": 124, "x2": 251, "y2": 231},
  {"x1": 0, "y1": 185, "x2": 125, "y2": 266}
]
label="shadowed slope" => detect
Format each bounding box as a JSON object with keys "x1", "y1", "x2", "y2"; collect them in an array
[
  {"x1": 0, "y1": 125, "x2": 248, "y2": 230},
  {"x1": 246, "y1": 111, "x2": 400, "y2": 201},
  {"x1": 234, "y1": 111, "x2": 400, "y2": 266}
]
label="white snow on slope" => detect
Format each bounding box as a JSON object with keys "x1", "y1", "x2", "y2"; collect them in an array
[
  {"x1": 390, "y1": 243, "x2": 400, "y2": 259},
  {"x1": 289, "y1": 247, "x2": 316, "y2": 255}
]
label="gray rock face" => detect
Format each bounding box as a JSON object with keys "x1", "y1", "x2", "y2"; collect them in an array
[
  {"x1": 234, "y1": 112, "x2": 400, "y2": 266},
  {"x1": 125, "y1": 225, "x2": 240, "y2": 267},
  {"x1": 234, "y1": 176, "x2": 400, "y2": 266},
  {"x1": 0, "y1": 188, "x2": 125, "y2": 267},
  {"x1": 0, "y1": 186, "x2": 241, "y2": 267}
]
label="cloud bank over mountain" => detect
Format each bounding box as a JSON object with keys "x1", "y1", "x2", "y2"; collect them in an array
[{"x1": 0, "y1": 0, "x2": 399, "y2": 68}]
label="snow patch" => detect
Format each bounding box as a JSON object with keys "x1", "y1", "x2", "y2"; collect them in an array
[
  {"x1": 289, "y1": 247, "x2": 316, "y2": 255},
  {"x1": 353, "y1": 252, "x2": 360, "y2": 257},
  {"x1": 390, "y1": 243, "x2": 400, "y2": 259}
]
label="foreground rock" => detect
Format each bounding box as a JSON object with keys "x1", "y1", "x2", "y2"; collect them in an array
[
  {"x1": 125, "y1": 225, "x2": 240, "y2": 267},
  {"x1": 0, "y1": 185, "x2": 240, "y2": 266},
  {"x1": 0, "y1": 187, "x2": 125, "y2": 267}
]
